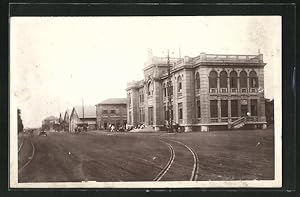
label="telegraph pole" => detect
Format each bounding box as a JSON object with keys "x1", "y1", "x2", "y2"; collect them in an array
[
  {"x1": 167, "y1": 49, "x2": 173, "y2": 132},
  {"x1": 82, "y1": 98, "x2": 85, "y2": 122}
]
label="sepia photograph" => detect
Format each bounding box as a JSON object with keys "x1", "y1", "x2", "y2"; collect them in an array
[{"x1": 10, "y1": 16, "x2": 282, "y2": 188}]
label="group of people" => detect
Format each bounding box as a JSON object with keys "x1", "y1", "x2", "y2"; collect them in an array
[
  {"x1": 125, "y1": 123, "x2": 145, "y2": 131},
  {"x1": 74, "y1": 125, "x2": 87, "y2": 133},
  {"x1": 106, "y1": 123, "x2": 182, "y2": 132},
  {"x1": 165, "y1": 122, "x2": 182, "y2": 133},
  {"x1": 108, "y1": 124, "x2": 126, "y2": 132}
]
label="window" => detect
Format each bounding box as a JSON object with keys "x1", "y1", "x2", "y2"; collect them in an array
[
  {"x1": 102, "y1": 110, "x2": 108, "y2": 114},
  {"x1": 139, "y1": 91, "x2": 144, "y2": 103},
  {"x1": 177, "y1": 76, "x2": 182, "y2": 93},
  {"x1": 140, "y1": 108, "x2": 143, "y2": 122},
  {"x1": 110, "y1": 110, "x2": 116, "y2": 114},
  {"x1": 196, "y1": 100, "x2": 201, "y2": 118},
  {"x1": 231, "y1": 100, "x2": 238, "y2": 117},
  {"x1": 168, "y1": 85, "x2": 173, "y2": 96},
  {"x1": 178, "y1": 103, "x2": 183, "y2": 120},
  {"x1": 241, "y1": 99, "x2": 248, "y2": 116},
  {"x1": 210, "y1": 100, "x2": 218, "y2": 118},
  {"x1": 163, "y1": 86, "x2": 167, "y2": 97},
  {"x1": 209, "y1": 71, "x2": 218, "y2": 89},
  {"x1": 251, "y1": 99, "x2": 258, "y2": 116},
  {"x1": 239, "y1": 71, "x2": 248, "y2": 88},
  {"x1": 195, "y1": 72, "x2": 200, "y2": 89},
  {"x1": 148, "y1": 107, "x2": 153, "y2": 125},
  {"x1": 142, "y1": 109, "x2": 145, "y2": 122},
  {"x1": 221, "y1": 100, "x2": 228, "y2": 117},
  {"x1": 220, "y1": 71, "x2": 228, "y2": 88},
  {"x1": 249, "y1": 71, "x2": 258, "y2": 88},
  {"x1": 116, "y1": 121, "x2": 120, "y2": 127},
  {"x1": 148, "y1": 81, "x2": 153, "y2": 96},
  {"x1": 164, "y1": 106, "x2": 168, "y2": 121},
  {"x1": 230, "y1": 71, "x2": 238, "y2": 88}
]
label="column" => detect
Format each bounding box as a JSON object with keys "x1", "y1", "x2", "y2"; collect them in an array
[
  {"x1": 182, "y1": 70, "x2": 194, "y2": 132},
  {"x1": 228, "y1": 98, "x2": 231, "y2": 121},
  {"x1": 237, "y1": 76, "x2": 240, "y2": 92},
  {"x1": 227, "y1": 77, "x2": 230, "y2": 93},
  {"x1": 144, "y1": 85, "x2": 149, "y2": 126},
  {"x1": 238, "y1": 99, "x2": 241, "y2": 117},
  {"x1": 247, "y1": 77, "x2": 250, "y2": 92},
  {"x1": 217, "y1": 97, "x2": 221, "y2": 122},
  {"x1": 153, "y1": 80, "x2": 162, "y2": 131},
  {"x1": 217, "y1": 77, "x2": 220, "y2": 92}
]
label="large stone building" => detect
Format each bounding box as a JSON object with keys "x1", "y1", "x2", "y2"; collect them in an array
[
  {"x1": 95, "y1": 98, "x2": 127, "y2": 130},
  {"x1": 126, "y1": 51, "x2": 267, "y2": 132}
]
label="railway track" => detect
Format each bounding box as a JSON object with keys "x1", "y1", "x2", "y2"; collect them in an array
[
  {"x1": 153, "y1": 139, "x2": 199, "y2": 181},
  {"x1": 18, "y1": 139, "x2": 35, "y2": 173},
  {"x1": 18, "y1": 140, "x2": 24, "y2": 153},
  {"x1": 171, "y1": 140, "x2": 199, "y2": 181},
  {"x1": 153, "y1": 141, "x2": 175, "y2": 181}
]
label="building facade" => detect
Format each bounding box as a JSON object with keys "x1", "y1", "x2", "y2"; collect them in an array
[
  {"x1": 69, "y1": 106, "x2": 96, "y2": 132},
  {"x1": 62, "y1": 109, "x2": 71, "y2": 132},
  {"x1": 126, "y1": 52, "x2": 267, "y2": 132},
  {"x1": 95, "y1": 98, "x2": 127, "y2": 130}
]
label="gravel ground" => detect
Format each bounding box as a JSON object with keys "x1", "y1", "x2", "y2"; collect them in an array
[{"x1": 18, "y1": 128, "x2": 274, "y2": 182}]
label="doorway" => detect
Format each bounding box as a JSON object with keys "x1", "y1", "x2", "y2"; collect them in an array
[{"x1": 148, "y1": 107, "x2": 153, "y2": 125}]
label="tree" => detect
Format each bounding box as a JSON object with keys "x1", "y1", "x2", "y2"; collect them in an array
[{"x1": 17, "y1": 109, "x2": 24, "y2": 133}]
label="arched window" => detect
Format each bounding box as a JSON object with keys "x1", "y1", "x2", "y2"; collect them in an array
[
  {"x1": 239, "y1": 71, "x2": 248, "y2": 88},
  {"x1": 195, "y1": 72, "x2": 200, "y2": 89},
  {"x1": 219, "y1": 71, "x2": 228, "y2": 88},
  {"x1": 148, "y1": 81, "x2": 153, "y2": 96},
  {"x1": 249, "y1": 71, "x2": 258, "y2": 88},
  {"x1": 230, "y1": 71, "x2": 238, "y2": 88},
  {"x1": 177, "y1": 76, "x2": 182, "y2": 93},
  {"x1": 209, "y1": 71, "x2": 218, "y2": 89}
]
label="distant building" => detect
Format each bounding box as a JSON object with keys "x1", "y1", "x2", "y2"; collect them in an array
[
  {"x1": 42, "y1": 116, "x2": 59, "y2": 130},
  {"x1": 62, "y1": 109, "x2": 71, "y2": 132},
  {"x1": 69, "y1": 106, "x2": 96, "y2": 132},
  {"x1": 95, "y1": 98, "x2": 127, "y2": 130},
  {"x1": 126, "y1": 51, "x2": 267, "y2": 131}
]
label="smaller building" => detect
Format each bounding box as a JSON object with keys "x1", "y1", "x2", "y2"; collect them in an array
[
  {"x1": 69, "y1": 106, "x2": 96, "y2": 132},
  {"x1": 95, "y1": 98, "x2": 127, "y2": 130},
  {"x1": 42, "y1": 116, "x2": 59, "y2": 131}
]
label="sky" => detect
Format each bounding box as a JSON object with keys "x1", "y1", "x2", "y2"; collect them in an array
[{"x1": 10, "y1": 16, "x2": 281, "y2": 128}]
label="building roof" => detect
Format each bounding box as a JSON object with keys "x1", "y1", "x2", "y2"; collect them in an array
[
  {"x1": 65, "y1": 108, "x2": 72, "y2": 115},
  {"x1": 43, "y1": 116, "x2": 58, "y2": 121},
  {"x1": 73, "y1": 105, "x2": 96, "y2": 119},
  {"x1": 96, "y1": 98, "x2": 127, "y2": 105}
]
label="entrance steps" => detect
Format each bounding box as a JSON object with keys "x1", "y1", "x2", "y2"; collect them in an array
[{"x1": 230, "y1": 117, "x2": 247, "y2": 129}]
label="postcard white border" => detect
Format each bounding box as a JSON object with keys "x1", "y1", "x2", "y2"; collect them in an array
[{"x1": 9, "y1": 16, "x2": 282, "y2": 188}]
